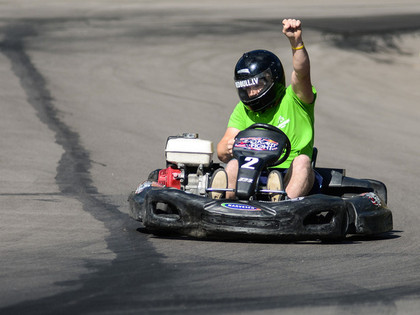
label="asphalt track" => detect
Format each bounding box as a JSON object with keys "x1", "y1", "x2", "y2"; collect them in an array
[{"x1": 1, "y1": 1, "x2": 420, "y2": 314}]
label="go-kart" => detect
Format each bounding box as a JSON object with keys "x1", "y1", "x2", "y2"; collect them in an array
[{"x1": 128, "y1": 123, "x2": 392, "y2": 241}]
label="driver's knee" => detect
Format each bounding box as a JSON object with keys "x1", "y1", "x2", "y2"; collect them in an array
[
  {"x1": 225, "y1": 159, "x2": 238, "y2": 199},
  {"x1": 291, "y1": 154, "x2": 312, "y2": 172},
  {"x1": 225, "y1": 159, "x2": 238, "y2": 177},
  {"x1": 284, "y1": 154, "x2": 315, "y2": 196},
  {"x1": 285, "y1": 155, "x2": 312, "y2": 182}
]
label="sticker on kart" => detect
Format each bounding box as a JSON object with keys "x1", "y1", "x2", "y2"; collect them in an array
[
  {"x1": 135, "y1": 181, "x2": 164, "y2": 194},
  {"x1": 221, "y1": 203, "x2": 261, "y2": 211},
  {"x1": 235, "y1": 137, "x2": 279, "y2": 151},
  {"x1": 361, "y1": 192, "x2": 382, "y2": 207}
]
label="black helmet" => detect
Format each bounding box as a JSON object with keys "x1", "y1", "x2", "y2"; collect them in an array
[{"x1": 234, "y1": 49, "x2": 286, "y2": 112}]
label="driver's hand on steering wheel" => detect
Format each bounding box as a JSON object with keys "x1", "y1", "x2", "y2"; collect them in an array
[{"x1": 227, "y1": 138, "x2": 235, "y2": 158}]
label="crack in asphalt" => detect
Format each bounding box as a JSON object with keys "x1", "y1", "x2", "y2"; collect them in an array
[
  {"x1": 0, "y1": 22, "x2": 124, "y2": 229},
  {"x1": 0, "y1": 25, "x2": 94, "y2": 199}
]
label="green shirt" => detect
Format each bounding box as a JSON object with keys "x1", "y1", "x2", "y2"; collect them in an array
[{"x1": 228, "y1": 85, "x2": 317, "y2": 168}]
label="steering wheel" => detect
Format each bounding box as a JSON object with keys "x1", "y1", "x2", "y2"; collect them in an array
[{"x1": 245, "y1": 123, "x2": 291, "y2": 166}]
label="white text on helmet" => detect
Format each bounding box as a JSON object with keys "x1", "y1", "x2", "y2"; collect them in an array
[{"x1": 235, "y1": 78, "x2": 259, "y2": 88}]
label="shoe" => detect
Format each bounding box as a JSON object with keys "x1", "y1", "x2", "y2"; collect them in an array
[
  {"x1": 209, "y1": 168, "x2": 228, "y2": 199},
  {"x1": 267, "y1": 170, "x2": 284, "y2": 202}
]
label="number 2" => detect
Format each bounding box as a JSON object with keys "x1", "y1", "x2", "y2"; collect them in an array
[{"x1": 242, "y1": 157, "x2": 259, "y2": 169}]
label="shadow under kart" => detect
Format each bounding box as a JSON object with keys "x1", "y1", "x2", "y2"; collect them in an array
[{"x1": 128, "y1": 124, "x2": 392, "y2": 241}]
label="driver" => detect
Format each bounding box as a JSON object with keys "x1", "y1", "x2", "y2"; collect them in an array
[{"x1": 215, "y1": 19, "x2": 322, "y2": 200}]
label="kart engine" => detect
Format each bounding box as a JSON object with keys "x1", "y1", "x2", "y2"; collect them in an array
[{"x1": 158, "y1": 133, "x2": 214, "y2": 195}]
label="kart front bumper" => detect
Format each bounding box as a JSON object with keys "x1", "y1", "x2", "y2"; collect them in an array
[{"x1": 129, "y1": 188, "x2": 392, "y2": 241}]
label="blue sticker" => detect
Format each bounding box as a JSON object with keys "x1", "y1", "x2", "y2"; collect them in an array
[{"x1": 221, "y1": 203, "x2": 261, "y2": 211}]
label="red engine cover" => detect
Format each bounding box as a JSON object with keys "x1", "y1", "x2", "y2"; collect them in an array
[{"x1": 158, "y1": 167, "x2": 182, "y2": 189}]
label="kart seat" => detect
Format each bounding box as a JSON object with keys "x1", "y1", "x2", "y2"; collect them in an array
[{"x1": 311, "y1": 147, "x2": 318, "y2": 169}]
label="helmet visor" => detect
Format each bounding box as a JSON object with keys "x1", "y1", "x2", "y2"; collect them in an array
[{"x1": 235, "y1": 68, "x2": 274, "y2": 103}]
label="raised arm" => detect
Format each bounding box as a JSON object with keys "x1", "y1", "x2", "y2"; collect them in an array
[{"x1": 282, "y1": 19, "x2": 314, "y2": 104}]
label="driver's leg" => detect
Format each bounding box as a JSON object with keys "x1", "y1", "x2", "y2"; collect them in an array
[
  {"x1": 283, "y1": 154, "x2": 314, "y2": 199},
  {"x1": 225, "y1": 159, "x2": 238, "y2": 199}
]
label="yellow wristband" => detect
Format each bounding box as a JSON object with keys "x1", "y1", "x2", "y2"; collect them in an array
[{"x1": 292, "y1": 44, "x2": 304, "y2": 50}]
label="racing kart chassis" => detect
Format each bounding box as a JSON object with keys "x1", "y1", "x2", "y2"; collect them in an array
[{"x1": 128, "y1": 124, "x2": 392, "y2": 241}]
